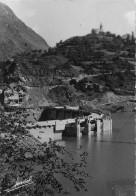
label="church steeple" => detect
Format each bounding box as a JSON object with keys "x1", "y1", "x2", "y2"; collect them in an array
[{"x1": 100, "y1": 22, "x2": 103, "y2": 32}]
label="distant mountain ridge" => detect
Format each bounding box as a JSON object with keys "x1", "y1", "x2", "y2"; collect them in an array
[{"x1": 0, "y1": 2, "x2": 49, "y2": 60}]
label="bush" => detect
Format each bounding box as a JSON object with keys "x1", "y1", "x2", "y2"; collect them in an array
[
  {"x1": 70, "y1": 79, "x2": 77, "y2": 85},
  {"x1": 0, "y1": 105, "x2": 91, "y2": 195}
]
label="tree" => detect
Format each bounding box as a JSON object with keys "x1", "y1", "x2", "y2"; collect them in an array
[
  {"x1": 126, "y1": 34, "x2": 130, "y2": 45},
  {"x1": 70, "y1": 79, "x2": 77, "y2": 86},
  {"x1": 91, "y1": 29, "x2": 96, "y2": 35},
  {"x1": 106, "y1": 31, "x2": 111, "y2": 37},
  {"x1": 0, "y1": 53, "x2": 91, "y2": 196},
  {"x1": 131, "y1": 31, "x2": 135, "y2": 42},
  {"x1": 0, "y1": 90, "x2": 91, "y2": 196}
]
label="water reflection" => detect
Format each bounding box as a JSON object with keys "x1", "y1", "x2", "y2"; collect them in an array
[
  {"x1": 95, "y1": 129, "x2": 112, "y2": 142},
  {"x1": 55, "y1": 112, "x2": 135, "y2": 196},
  {"x1": 77, "y1": 136, "x2": 81, "y2": 149}
]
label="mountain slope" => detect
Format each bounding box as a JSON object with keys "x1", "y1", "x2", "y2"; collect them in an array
[{"x1": 0, "y1": 2, "x2": 49, "y2": 60}]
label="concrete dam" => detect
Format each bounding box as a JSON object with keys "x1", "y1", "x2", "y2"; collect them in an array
[{"x1": 28, "y1": 107, "x2": 112, "y2": 143}]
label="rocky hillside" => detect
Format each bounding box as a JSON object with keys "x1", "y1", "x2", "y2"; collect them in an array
[
  {"x1": 0, "y1": 2, "x2": 49, "y2": 61},
  {"x1": 0, "y1": 50, "x2": 81, "y2": 107},
  {"x1": 0, "y1": 49, "x2": 135, "y2": 112},
  {"x1": 52, "y1": 29, "x2": 135, "y2": 98},
  {"x1": 0, "y1": 23, "x2": 135, "y2": 112}
]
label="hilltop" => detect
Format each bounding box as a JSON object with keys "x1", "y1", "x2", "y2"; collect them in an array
[
  {"x1": 0, "y1": 25, "x2": 135, "y2": 112},
  {"x1": 53, "y1": 27, "x2": 135, "y2": 94},
  {"x1": 0, "y1": 2, "x2": 49, "y2": 61},
  {"x1": 55, "y1": 28, "x2": 135, "y2": 61}
]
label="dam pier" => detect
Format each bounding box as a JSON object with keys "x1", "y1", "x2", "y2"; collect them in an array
[{"x1": 59, "y1": 114, "x2": 112, "y2": 137}]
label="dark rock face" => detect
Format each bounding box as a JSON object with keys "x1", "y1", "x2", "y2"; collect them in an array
[{"x1": 0, "y1": 2, "x2": 49, "y2": 60}]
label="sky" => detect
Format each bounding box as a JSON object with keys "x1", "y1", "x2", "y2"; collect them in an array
[{"x1": 0, "y1": 0, "x2": 135, "y2": 47}]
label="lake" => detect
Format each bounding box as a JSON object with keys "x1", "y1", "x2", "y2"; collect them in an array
[{"x1": 55, "y1": 112, "x2": 136, "y2": 196}]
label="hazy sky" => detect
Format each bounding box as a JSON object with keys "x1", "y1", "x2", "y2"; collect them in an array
[{"x1": 1, "y1": 0, "x2": 135, "y2": 47}]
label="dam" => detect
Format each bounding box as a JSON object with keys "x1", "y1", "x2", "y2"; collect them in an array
[{"x1": 28, "y1": 107, "x2": 112, "y2": 142}]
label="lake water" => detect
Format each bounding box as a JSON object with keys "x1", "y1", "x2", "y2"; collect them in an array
[{"x1": 55, "y1": 112, "x2": 136, "y2": 196}]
